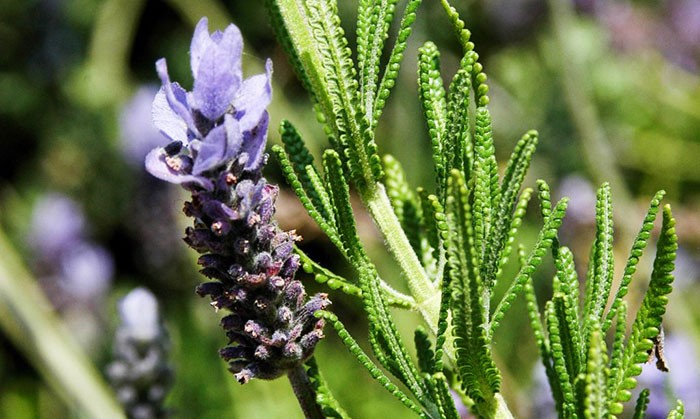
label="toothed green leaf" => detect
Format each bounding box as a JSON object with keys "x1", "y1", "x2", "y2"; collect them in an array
[
  {"x1": 632, "y1": 388, "x2": 650, "y2": 419},
  {"x1": 323, "y1": 149, "x2": 364, "y2": 262},
  {"x1": 373, "y1": 0, "x2": 422, "y2": 125},
  {"x1": 490, "y1": 198, "x2": 568, "y2": 334},
  {"x1": 357, "y1": 0, "x2": 399, "y2": 121},
  {"x1": 607, "y1": 300, "x2": 628, "y2": 416},
  {"x1": 316, "y1": 311, "x2": 424, "y2": 416},
  {"x1": 667, "y1": 399, "x2": 685, "y2": 418},
  {"x1": 611, "y1": 205, "x2": 677, "y2": 407},
  {"x1": 545, "y1": 299, "x2": 577, "y2": 415},
  {"x1": 483, "y1": 129, "x2": 538, "y2": 290},
  {"x1": 296, "y1": 246, "x2": 362, "y2": 297},
  {"x1": 495, "y1": 187, "x2": 533, "y2": 281},
  {"x1": 583, "y1": 183, "x2": 614, "y2": 342},
  {"x1": 446, "y1": 170, "x2": 501, "y2": 407},
  {"x1": 273, "y1": 143, "x2": 346, "y2": 256},
  {"x1": 305, "y1": 357, "x2": 351, "y2": 419},
  {"x1": 583, "y1": 319, "x2": 609, "y2": 419},
  {"x1": 418, "y1": 41, "x2": 447, "y2": 199},
  {"x1": 444, "y1": 68, "x2": 472, "y2": 187},
  {"x1": 414, "y1": 327, "x2": 435, "y2": 374},
  {"x1": 603, "y1": 190, "x2": 666, "y2": 333}
]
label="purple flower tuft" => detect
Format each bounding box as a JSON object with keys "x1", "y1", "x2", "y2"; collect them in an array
[
  {"x1": 145, "y1": 18, "x2": 272, "y2": 189},
  {"x1": 145, "y1": 18, "x2": 328, "y2": 383}
]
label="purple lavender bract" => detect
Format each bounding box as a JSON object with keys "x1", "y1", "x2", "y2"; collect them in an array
[{"x1": 145, "y1": 18, "x2": 329, "y2": 383}]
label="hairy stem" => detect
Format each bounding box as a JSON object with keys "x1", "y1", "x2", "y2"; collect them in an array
[{"x1": 287, "y1": 364, "x2": 325, "y2": 419}]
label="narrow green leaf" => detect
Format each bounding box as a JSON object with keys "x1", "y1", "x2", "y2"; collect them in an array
[
  {"x1": 587, "y1": 183, "x2": 615, "y2": 329},
  {"x1": 446, "y1": 170, "x2": 501, "y2": 406},
  {"x1": 607, "y1": 300, "x2": 628, "y2": 416},
  {"x1": 667, "y1": 399, "x2": 685, "y2": 418},
  {"x1": 483, "y1": 130, "x2": 538, "y2": 289},
  {"x1": 612, "y1": 205, "x2": 677, "y2": 407},
  {"x1": 272, "y1": 143, "x2": 346, "y2": 254},
  {"x1": 417, "y1": 42, "x2": 447, "y2": 200},
  {"x1": 316, "y1": 311, "x2": 424, "y2": 416},
  {"x1": 632, "y1": 388, "x2": 650, "y2": 419},
  {"x1": 415, "y1": 327, "x2": 435, "y2": 374},
  {"x1": 603, "y1": 190, "x2": 665, "y2": 333},
  {"x1": 495, "y1": 187, "x2": 533, "y2": 281},
  {"x1": 373, "y1": 0, "x2": 422, "y2": 125},
  {"x1": 323, "y1": 149, "x2": 364, "y2": 262},
  {"x1": 545, "y1": 299, "x2": 577, "y2": 414},
  {"x1": 472, "y1": 107, "x2": 498, "y2": 266},
  {"x1": 296, "y1": 246, "x2": 362, "y2": 297},
  {"x1": 583, "y1": 319, "x2": 609, "y2": 419},
  {"x1": 444, "y1": 68, "x2": 472, "y2": 185},
  {"x1": 490, "y1": 198, "x2": 568, "y2": 334},
  {"x1": 358, "y1": 0, "x2": 399, "y2": 121},
  {"x1": 305, "y1": 357, "x2": 351, "y2": 419}
]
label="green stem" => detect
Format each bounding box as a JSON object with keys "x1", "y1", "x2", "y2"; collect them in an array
[
  {"x1": 0, "y1": 229, "x2": 125, "y2": 418},
  {"x1": 287, "y1": 364, "x2": 325, "y2": 419},
  {"x1": 363, "y1": 183, "x2": 439, "y2": 326}
]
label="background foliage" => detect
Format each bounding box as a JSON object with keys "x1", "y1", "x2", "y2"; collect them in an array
[{"x1": 1, "y1": 0, "x2": 699, "y2": 417}]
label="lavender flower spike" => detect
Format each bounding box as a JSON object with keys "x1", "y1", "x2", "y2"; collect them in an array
[{"x1": 145, "y1": 18, "x2": 329, "y2": 384}]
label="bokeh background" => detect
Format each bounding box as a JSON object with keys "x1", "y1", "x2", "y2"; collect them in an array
[{"x1": 1, "y1": 0, "x2": 699, "y2": 417}]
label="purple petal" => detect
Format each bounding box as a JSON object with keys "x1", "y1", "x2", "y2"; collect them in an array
[
  {"x1": 241, "y1": 111, "x2": 269, "y2": 172},
  {"x1": 223, "y1": 114, "x2": 243, "y2": 161},
  {"x1": 152, "y1": 87, "x2": 188, "y2": 144},
  {"x1": 193, "y1": 123, "x2": 227, "y2": 175},
  {"x1": 235, "y1": 59, "x2": 273, "y2": 132},
  {"x1": 155, "y1": 59, "x2": 198, "y2": 136},
  {"x1": 145, "y1": 148, "x2": 213, "y2": 190},
  {"x1": 190, "y1": 18, "x2": 215, "y2": 78},
  {"x1": 192, "y1": 24, "x2": 243, "y2": 120}
]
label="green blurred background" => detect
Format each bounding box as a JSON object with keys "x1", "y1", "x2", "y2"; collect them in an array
[{"x1": 1, "y1": 0, "x2": 699, "y2": 417}]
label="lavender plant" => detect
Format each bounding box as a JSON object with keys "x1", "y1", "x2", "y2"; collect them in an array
[{"x1": 141, "y1": 2, "x2": 683, "y2": 418}]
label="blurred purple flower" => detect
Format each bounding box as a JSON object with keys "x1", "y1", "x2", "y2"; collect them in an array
[
  {"x1": 28, "y1": 193, "x2": 86, "y2": 259},
  {"x1": 145, "y1": 17, "x2": 272, "y2": 190},
  {"x1": 119, "y1": 85, "x2": 163, "y2": 167},
  {"x1": 27, "y1": 193, "x2": 113, "y2": 307}
]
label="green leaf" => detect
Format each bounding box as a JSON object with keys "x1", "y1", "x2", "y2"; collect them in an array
[
  {"x1": 667, "y1": 399, "x2": 685, "y2": 418},
  {"x1": 603, "y1": 190, "x2": 665, "y2": 333},
  {"x1": 545, "y1": 299, "x2": 577, "y2": 415},
  {"x1": 446, "y1": 170, "x2": 501, "y2": 407},
  {"x1": 583, "y1": 319, "x2": 609, "y2": 419},
  {"x1": 490, "y1": 198, "x2": 568, "y2": 334},
  {"x1": 296, "y1": 246, "x2": 362, "y2": 297},
  {"x1": 316, "y1": 311, "x2": 424, "y2": 416},
  {"x1": 373, "y1": 0, "x2": 422, "y2": 125},
  {"x1": 632, "y1": 388, "x2": 650, "y2": 419},
  {"x1": 611, "y1": 205, "x2": 677, "y2": 407},
  {"x1": 444, "y1": 68, "x2": 472, "y2": 187},
  {"x1": 583, "y1": 183, "x2": 614, "y2": 339},
  {"x1": 357, "y1": 0, "x2": 400, "y2": 121},
  {"x1": 270, "y1": 0, "x2": 381, "y2": 190},
  {"x1": 483, "y1": 129, "x2": 538, "y2": 290},
  {"x1": 495, "y1": 187, "x2": 533, "y2": 281},
  {"x1": 471, "y1": 107, "x2": 498, "y2": 267},
  {"x1": 305, "y1": 357, "x2": 351, "y2": 419},
  {"x1": 417, "y1": 42, "x2": 447, "y2": 200},
  {"x1": 607, "y1": 300, "x2": 628, "y2": 416},
  {"x1": 414, "y1": 327, "x2": 435, "y2": 374},
  {"x1": 323, "y1": 149, "x2": 364, "y2": 263},
  {"x1": 273, "y1": 143, "x2": 346, "y2": 256}
]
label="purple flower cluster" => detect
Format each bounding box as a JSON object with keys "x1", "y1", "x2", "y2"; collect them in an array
[{"x1": 145, "y1": 18, "x2": 329, "y2": 383}]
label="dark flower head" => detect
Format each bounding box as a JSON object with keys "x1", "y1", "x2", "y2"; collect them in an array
[{"x1": 145, "y1": 17, "x2": 273, "y2": 189}]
